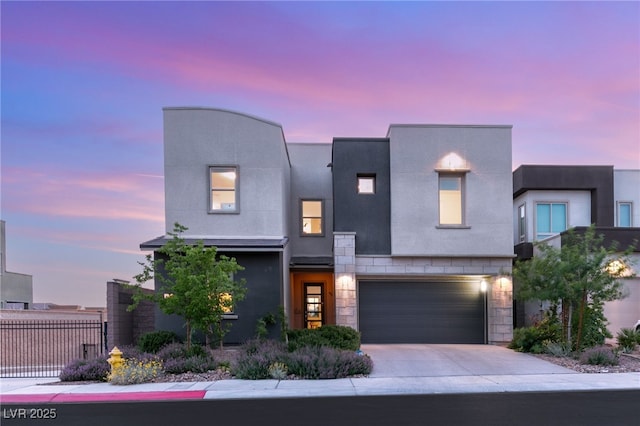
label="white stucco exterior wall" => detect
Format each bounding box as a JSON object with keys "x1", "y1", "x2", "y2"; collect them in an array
[
  {"x1": 614, "y1": 170, "x2": 640, "y2": 227},
  {"x1": 387, "y1": 125, "x2": 513, "y2": 257},
  {"x1": 163, "y1": 107, "x2": 291, "y2": 238},
  {"x1": 513, "y1": 190, "x2": 592, "y2": 245},
  {"x1": 287, "y1": 143, "x2": 334, "y2": 257}
]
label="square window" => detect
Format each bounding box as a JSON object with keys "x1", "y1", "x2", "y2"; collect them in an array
[
  {"x1": 358, "y1": 176, "x2": 375, "y2": 194},
  {"x1": 210, "y1": 166, "x2": 237, "y2": 212},
  {"x1": 301, "y1": 200, "x2": 323, "y2": 235},
  {"x1": 535, "y1": 202, "x2": 567, "y2": 240}
]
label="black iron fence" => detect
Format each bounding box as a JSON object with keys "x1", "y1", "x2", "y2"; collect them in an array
[{"x1": 0, "y1": 320, "x2": 105, "y2": 378}]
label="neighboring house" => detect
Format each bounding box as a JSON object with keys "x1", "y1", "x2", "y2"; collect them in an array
[
  {"x1": 512, "y1": 165, "x2": 640, "y2": 336},
  {"x1": 141, "y1": 107, "x2": 515, "y2": 345},
  {"x1": 0, "y1": 220, "x2": 33, "y2": 309}
]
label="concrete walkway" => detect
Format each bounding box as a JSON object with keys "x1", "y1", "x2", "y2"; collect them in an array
[{"x1": 1, "y1": 345, "x2": 639, "y2": 402}]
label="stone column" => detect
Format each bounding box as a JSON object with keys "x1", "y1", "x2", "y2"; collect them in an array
[
  {"x1": 487, "y1": 275, "x2": 513, "y2": 344},
  {"x1": 333, "y1": 232, "x2": 357, "y2": 330}
]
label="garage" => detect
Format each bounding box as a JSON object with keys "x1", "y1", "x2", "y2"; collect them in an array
[{"x1": 358, "y1": 280, "x2": 485, "y2": 344}]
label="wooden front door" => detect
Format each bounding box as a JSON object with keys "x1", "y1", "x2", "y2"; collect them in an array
[
  {"x1": 304, "y1": 283, "x2": 324, "y2": 329},
  {"x1": 291, "y1": 272, "x2": 335, "y2": 330}
]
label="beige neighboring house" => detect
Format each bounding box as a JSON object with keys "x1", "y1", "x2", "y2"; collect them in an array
[{"x1": 0, "y1": 220, "x2": 33, "y2": 309}]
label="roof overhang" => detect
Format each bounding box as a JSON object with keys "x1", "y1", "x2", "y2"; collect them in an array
[{"x1": 140, "y1": 236, "x2": 289, "y2": 252}]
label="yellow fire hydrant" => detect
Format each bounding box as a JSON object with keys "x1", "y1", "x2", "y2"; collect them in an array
[{"x1": 107, "y1": 346, "x2": 124, "y2": 377}]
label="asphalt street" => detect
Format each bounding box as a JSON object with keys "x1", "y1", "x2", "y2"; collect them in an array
[{"x1": 2, "y1": 390, "x2": 639, "y2": 426}]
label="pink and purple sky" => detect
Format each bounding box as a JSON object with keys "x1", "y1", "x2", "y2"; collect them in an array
[{"x1": 2, "y1": 1, "x2": 639, "y2": 308}]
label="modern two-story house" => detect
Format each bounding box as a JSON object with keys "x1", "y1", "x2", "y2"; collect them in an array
[
  {"x1": 512, "y1": 165, "x2": 640, "y2": 336},
  {"x1": 141, "y1": 107, "x2": 515, "y2": 345}
]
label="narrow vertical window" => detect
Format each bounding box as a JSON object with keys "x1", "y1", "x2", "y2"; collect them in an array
[
  {"x1": 439, "y1": 174, "x2": 463, "y2": 225},
  {"x1": 518, "y1": 204, "x2": 526, "y2": 243},
  {"x1": 535, "y1": 202, "x2": 567, "y2": 240},
  {"x1": 618, "y1": 202, "x2": 632, "y2": 227},
  {"x1": 357, "y1": 175, "x2": 375, "y2": 194},
  {"x1": 210, "y1": 166, "x2": 237, "y2": 212},
  {"x1": 301, "y1": 200, "x2": 323, "y2": 235}
]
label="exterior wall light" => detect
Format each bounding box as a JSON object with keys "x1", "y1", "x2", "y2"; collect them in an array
[
  {"x1": 480, "y1": 279, "x2": 488, "y2": 293},
  {"x1": 436, "y1": 152, "x2": 469, "y2": 172},
  {"x1": 606, "y1": 259, "x2": 633, "y2": 277}
]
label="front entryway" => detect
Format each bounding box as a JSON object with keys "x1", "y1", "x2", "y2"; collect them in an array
[
  {"x1": 290, "y1": 272, "x2": 335, "y2": 330},
  {"x1": 358, "y1": 280, "x2": 485, "y2": 344}
]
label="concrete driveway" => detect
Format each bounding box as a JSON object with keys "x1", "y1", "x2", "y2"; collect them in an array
[{"x1": 361, "y1": 344, "x2": 575, "y2": 378}]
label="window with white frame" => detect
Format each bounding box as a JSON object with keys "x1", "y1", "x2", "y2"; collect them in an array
[
  {"x1": 439, "y1": 174, "x2": 464, "y2": 225},
  {"x1": 301, "y1": 200, "x2": 323, "y2": 235},
  {"x1": 535, "y1": 202, "x2": 567, "y2": 240},
  {"x1": 518, "y1": 204, "x2": 526, "y2": 243},
  {"x1": 210, "y1": 166, "x2": 238, "y2": 212},
  {"x1": 357, "y1": 175, "x2": 375, "y2": 194},
  {"x1": 617, "y1": 202, "x2": 632, "y2": 227}
]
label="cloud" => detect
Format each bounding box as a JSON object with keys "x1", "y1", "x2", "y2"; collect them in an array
[{"x1": 2, "y1": 166, "x2": 164, "y2": 223}]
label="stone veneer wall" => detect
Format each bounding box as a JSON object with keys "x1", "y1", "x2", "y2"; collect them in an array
[
  {"x1": 333, "y1": 233, "x2": 357, "y2": 330},
  {"x1": 487, "y1": 276, "x2": 514, "y2": 344},
  {"x1": 333, "y1": 233, "x2": 513, "y2": 344}
]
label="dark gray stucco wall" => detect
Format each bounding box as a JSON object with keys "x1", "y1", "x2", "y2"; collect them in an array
[
  {"x1": 154, "y1": 251, "x2": 282, "y2": 345},
  {"x1": 332, "y1": 138, "x2": 391, "y2": 255}
]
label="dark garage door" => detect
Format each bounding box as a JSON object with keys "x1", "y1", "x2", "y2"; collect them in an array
[{"x1": 359, "y1": 280, "x2": 485, "y2": 344}]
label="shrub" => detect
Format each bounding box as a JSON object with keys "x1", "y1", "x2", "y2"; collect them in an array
[
  {"x1": 186, "y1": 344, "x2": 208, "y2": 358},
  {"x1": 156, "y1": 342, "x2": 188, "y2": 361},
  {"x1": 579, "y1": 346, "x2": 619, "y2": 366},
  {"x1": 509, "y1": 327, "x2": 545, "y2": 353},
  {"x1": 256, "y1": 312, "x2": 276, "y2": 339},
  {"x1": 234, "y1": 352, "x2": 278, "y2": 380},
  {"x1": 137, "y1": 330, "x2": 181, "y2": 353},
  {"x1": 288, "y1": 325, "x2": 361, "y2": 352},
  {"x1": 153, "y1": 342, "x2": 216, "y2": 374},
  {"x1": 163, "y1": 356, "x2": 217, "y2": 374},
  {"x1": 317, "y1": 325, "x2": 361, "y2": 351},
  {"x1": 59, "y1": 356, "x2": 110, "y2": 382},
  {"x1": 233, "y1": 339, "x2": 288, "y2": 379},
  {"x1": 544, "y1": 341, "x2": 571, "y2": 357},
  {"x1": 268, "y1": 362, "x2": 288, "y2": 380},
  {"x1": 118, "y1": 345, "x2": 158, "y2": 362},
  {"x1": 571, "y1": 305, "x2": 611, "y2": 350},
  {"x1": 616, "y1": 328, "x2": 638, "y2": 353},
  {"x1": 156, "y1": 342, "x2": 208, "y2": 361},
  {"x1": 108, "y1": 358, "x2": 163, "y2": 385},
  {"x1": 286, "y1": 346, "x2": 373, "y2": 379}
]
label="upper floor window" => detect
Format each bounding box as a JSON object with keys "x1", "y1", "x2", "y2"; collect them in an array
[
  {"x1": 518, "y1": 204, "x2": 526, "y2": 243},
  {"x1": 536, "y1": 202, "x2": 566, "y2": 240},
  {"x1": 210, "y1": 166, "x2": 238, "y2": 213},
  {"x1": 439, "y1": 174, "x2": 464, "y2": 225},
  {"x1": 357, "y1": 175, "x2": 375, "y2": 194},
  {"x1": 301, "y1": 200, "x2": 323, "y2": 236},
  {"x1": 617, "y1": 202, "x2": 632, "y2": 227}
]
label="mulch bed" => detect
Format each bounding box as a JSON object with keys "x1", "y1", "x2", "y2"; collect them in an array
[{"x1": 533, "y1": 350, "x2": 640, "y2": 374}]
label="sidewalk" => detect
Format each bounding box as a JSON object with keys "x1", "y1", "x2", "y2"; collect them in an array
[{"x1": 2, "y1": 372, "x2": 639, "y2": 403}]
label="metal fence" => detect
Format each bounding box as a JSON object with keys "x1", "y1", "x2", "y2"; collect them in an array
[{"x1": 0, "y1": 320, "x2": 105, "y2": 378}]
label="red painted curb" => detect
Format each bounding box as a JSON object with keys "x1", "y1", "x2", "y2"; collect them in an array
[{"x1": 1, "y1": 390, "x2": 207, "y2": 404}]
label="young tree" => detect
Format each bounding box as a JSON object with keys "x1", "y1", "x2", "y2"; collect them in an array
[
  {"x1": 128, "y1": 223, "x2": 247, "y2": 349},
  {"x1": 513, "y1": 225, "x2": 635, "y2": 351}
]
